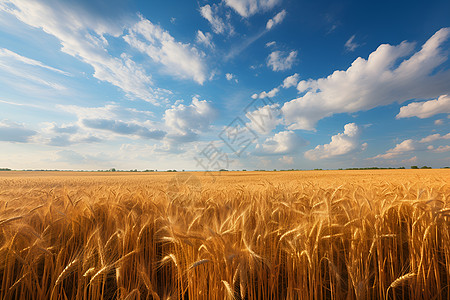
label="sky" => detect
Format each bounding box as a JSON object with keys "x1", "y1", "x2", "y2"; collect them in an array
[{"x1": 0, "y1": 0, "x2": 449, "y2": 171}]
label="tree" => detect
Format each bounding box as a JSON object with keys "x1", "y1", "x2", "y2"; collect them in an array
[{"x1": 411, "y1": 166, "x2": 418, "y2": 169}]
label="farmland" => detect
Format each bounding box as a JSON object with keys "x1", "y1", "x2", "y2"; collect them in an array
[{"x1": 0, "y1": 170, "x2": 449, "y2": 299}]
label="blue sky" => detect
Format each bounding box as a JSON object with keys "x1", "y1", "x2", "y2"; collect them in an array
[{"x1": 0, "y1": 0, "x2": 449, "y2": 171}]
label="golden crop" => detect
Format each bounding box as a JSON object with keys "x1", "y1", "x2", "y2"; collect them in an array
[{"x1": 0, "y1": 169, "x2": 449, "y2": 299}]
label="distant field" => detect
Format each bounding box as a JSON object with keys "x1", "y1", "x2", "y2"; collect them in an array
[{"x1": 0, "y1": 170, "x2": 449, "y2": 299}]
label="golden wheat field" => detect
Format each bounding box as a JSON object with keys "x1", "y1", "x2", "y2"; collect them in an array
[{"x1": 0, "y1": 169, "x2": 449, "y2": 299}]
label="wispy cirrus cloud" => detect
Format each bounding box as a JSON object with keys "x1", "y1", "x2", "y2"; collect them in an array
[
  {"x1": 0, "y1": 48, "x2": 70, "y2": 75},
  {"x1": 266, "y1": 9, "x2": 286, "y2": 30},
  {"x1": 0, "y1": 0, "x2": 187, "y2": 104},
  {"x1": 344, "y1": 35, "x2": 360, "y2": 52}
]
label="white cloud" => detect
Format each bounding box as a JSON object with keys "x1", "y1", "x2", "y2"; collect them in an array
[
  {"x1": 282, "y1": 73, "x2": 299, "y2": 88},
  {"x1": 124, "y1": 17, "x2": 208, "y2": 85},
  {"x1": 266, "y1": 9, "x2": 286, "y2": 30},
  {"x1": 199, "y1": 4, "x2": 233, "y2": 35},
  {"x1": 391, "y1": 139, "x2": 416, "y2": 152},
  {"x1": 0, "y1": 58, "x2": 67, "y2": 90},
  {"x1": 265, "y1": 41, "x2": 276, "y2": 47},
  {"x1": 371, "y1": 139, "x2": 416, "y2": 159},
  {"x1": 267, "y1": 50, "x2": 297, "y2": 71},
  {"x1": 226, "y1": 73, "x2": 238, "y2": 83},
  {"x1": 0, "y1": 120, "x2": 36, "y2": 143},
  {"x1": 57, "y1": 104, "x2": 154, "y2": 121},
  {"x1": 255, "y1": 130, "x2": 306, "y2": 155},
  {"x1": 279, "y1": 155, "x2": 294, "y2": 165},
  {"x1": 1, "y1": 0, "x2": 167, "y2": 104},
  {"x1": 401, "y1": 156, "x2": 418, "y2": 164},
  {"x1": 435, "y1": 119, "x2": 444, "y2": 125},
  {"x1": 81, "y1": 119, "x2": 165, "y2": 140},
  {"x1": 305, "y1": 123, "x2": 362, "y2": 160},
  {"x1": 39, "y1": 123, "x2": 102, "y2": 146},
  {"x1": 419, "y1": 133, "x2": 450, "y2": 143},
  {"x1": 164, "y1": 97, "x2": 216, "y2": 141},
  {"x1": 433, "y1": 145, "x2": 450, "y2": 153},
  {"x1": 54, "y1": 104, "x2": 164, "y2": 141},
  {"x1": 345, "y1": 35, "x2": 360, "y2": 52},
  {"x1": 245, "y1": 104, "x2": 281, "y2": 134},
  {"x1": 373, "y1": 132, "x2": 450, "y2": 159},
  {"x1": 282, "y1": 28, "x2": 450, "y2": 130},
  {"x1": 196, "y1": 30, "x2": 214, "y2": 48},
  {"x1": 252, "y1": 87, "x2": 279, "y2": 99},
  {"x1": 0, "y1": 48, "x2": 69, "y2": 75},
  {"x1": 224, "y1": 0, "x2": 282, "y2": 17},
  {"x1": 396, "y1": 95, "x2": 450, "y2": 119},
  {"x1": 419, "y1": 133, "x2": 441, "y2": 143}
]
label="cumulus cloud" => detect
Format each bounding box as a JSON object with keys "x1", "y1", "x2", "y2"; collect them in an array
[
  {"x1": 396, "y1": 95, "x2": 450, "y2": 119},
  {"x1": 345, "y1": 35, "x2": 360, "y2": 52},
  {"x1": 282, "y1": 73, "x2": 299, "y2": 88},
  {"x1": 282, "y1": 28, "x2": 450, "y2": 130},
  {"x1": 224, "y1": 0, "x2": 282, "y2": 17},
  {"x1": 124, "y1": 17, "x2": 208, "y2": 85},
  {"x1": 279, "y1": 155, "x2": 294, "y2": 165},
  {"x1": 304, "y1": 123, "x2": 362, "y2": 160},
  {"x1": 266, "y1": 9, "x2": 286, "y2": 30},
  {"x1": 251, "y1": 87, "x2": 279, "y2": 99},
  {"x1": 255, "y1": 130, "x2": 306, "y2": 155},
  {"x1": 433, "y1": 145, "x2": 450, "y2": 153},
  {"x1": 435, "y1": 119, "x2": 444, "y2": 125},
  {"x1": 371, "y1": 139, "x2": 418, "y2": 159},
  {"x1": 267, "y1": 50, "x2": 297, "y2": 71},
  {"x1": 419, "y1": 133, "x2": 450, "y2": 143},
  {"x1": 0, "y1": 120, "x2": 36, "y2": 143},
  {"x1": 164, "y1": 97, "x2": 216, "y2": 142},
  {"x1": 245, "y1": 104, "x2": 281, "y2": 134},
  {"x1": 401, "y1": 156, "x2": 418, "y2": 164},
  {"x1": 373, "y1": 132, "x2": 450, "y2": 159},
  {"x1": 196, "y1": 30, "x2": 214, "y2": 48},
  {"x1": 200, "y1": 4, "x2": 233, "y2": 35},
  {"x1": 265, "y1": 41, "x2": 276, "y2": 47},
  {"x1": 1, "y1": 0, "x2": 167, "y2": 104},
  {"x1": 226, "y1": 73, "x2": 238, "y2": 83},
  {"x1": 39, "y1": 123, "x2": 100, "y2": 147}
]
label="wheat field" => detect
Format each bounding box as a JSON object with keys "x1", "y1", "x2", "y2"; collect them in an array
[{"x1": 0, "y1": 169, "x2": 449, "y2": 299}]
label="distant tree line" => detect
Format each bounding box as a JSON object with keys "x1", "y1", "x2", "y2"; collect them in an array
[
  {"x1": 0, "y1": 168, "x2": 11, "y2": 171},
  {"x1": 344, "y1": 167, "x2": 406, "y2": 170}
]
